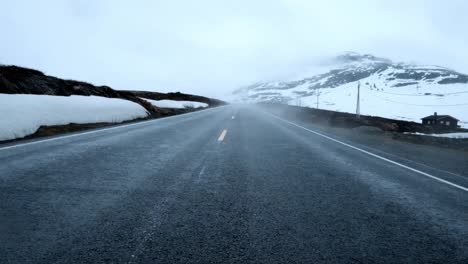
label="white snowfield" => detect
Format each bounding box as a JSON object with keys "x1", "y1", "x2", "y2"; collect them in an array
[
  {"x1": 0, "y1": 94, "x2": 149, "y2": 141},
  {"x1": 405, "y1": 132, "x2": 468, "y2": 139},
  {"x1": 242, "y1": 80, "x2": 468, "y2": 128},
  {"x1": 142, "y1": 98, "x2": 208, "y2": 109},
  {"x1": 294, "y1": 82, "x2": 468, "y2": 128}
]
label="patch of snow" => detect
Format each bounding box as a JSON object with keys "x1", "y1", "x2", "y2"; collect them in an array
[
  {"x1": 404, "y1": 132, "x2": 468, "y2": 139},
  {"x1": 142, "y1": 98, "x2": 208, "y2": 109},
  {"x1": 0, "y1": 94, "x2": 149, "y2": 141},
  {"x1": 406, "y1": 65, "x2": 447, "y2": 70}
]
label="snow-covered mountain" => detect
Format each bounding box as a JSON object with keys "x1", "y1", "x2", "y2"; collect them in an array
[{"x1": 235, "y1": 52, "x2": 468, "y2": 128}]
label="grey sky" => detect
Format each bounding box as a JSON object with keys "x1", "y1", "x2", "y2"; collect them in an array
[{"x1": 1, "y1": 0, "x2": 467, "y2": 99}]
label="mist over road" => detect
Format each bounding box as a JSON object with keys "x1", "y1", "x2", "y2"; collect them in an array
[{"x1": 1, "y1": 105, "x2": 468, "y2": 263}]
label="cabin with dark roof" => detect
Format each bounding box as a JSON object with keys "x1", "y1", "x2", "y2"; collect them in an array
[{"x1": 421, "y1": 112, "x2": 459, "y2": 129}]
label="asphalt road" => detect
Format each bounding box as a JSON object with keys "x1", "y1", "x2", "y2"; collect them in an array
[{"x1": 1, "y1": 105, "x2": 468, "y2": 263}]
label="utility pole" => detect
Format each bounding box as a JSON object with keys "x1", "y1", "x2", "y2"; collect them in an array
[
  {"x1": 314, "y1": 87, "x2": 321, "y2": 109},
  {"x1": 295, "y1": 96, "x2": 302, "y2": 107},
  {"x1": 315, "y1": 89, "x2": 320, "y2": 109},
  {"x1": 356, "y1": 81, "x2": 361, "y2": 119}
]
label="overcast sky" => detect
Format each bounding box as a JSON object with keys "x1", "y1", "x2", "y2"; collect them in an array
[{"x1": 1, "y1": 0, "x2": 468, "y2": 99}]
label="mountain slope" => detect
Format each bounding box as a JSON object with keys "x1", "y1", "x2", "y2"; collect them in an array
[{"x1": 236, "y1": 52, "x2": 468, "y2": 127}]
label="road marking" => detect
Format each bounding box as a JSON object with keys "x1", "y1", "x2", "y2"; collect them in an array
[
  {"x1": 0, "y1": 106, "x2": 225, "y2": 151},
  {"x1": 218, "y1": 129, "x2": 228, "y2": 142},
  {"x1": 269, "y1": 113, "x2": 468, "y2": 193},
  {"x1": 199, "y1": 166, "x2": 206, "y2": 177},
  {"x1": 196, "y1": 166, "x2": 206, "y2": 183}
]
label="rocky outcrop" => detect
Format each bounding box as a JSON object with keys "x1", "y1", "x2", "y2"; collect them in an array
[{"x1": 120, "y1": 90, "x2": 226, "y2": 107}]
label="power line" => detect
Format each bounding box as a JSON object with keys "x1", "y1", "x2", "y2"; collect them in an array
[
  {"x1": 445, "y1": 91, "x2": 468, "y2": 95},
  {"x1": 366, "y1": 92, "x2": 468, "y2": 107},
  {"x1": 376, "y1": 91, "x2": 436, "y2": 96},
  {"x1": 367, "y1": 84, "x2": 468, "y2": 96},
  {"x1": 375, "y1": 90, "x2": 468, "y2": 97}
]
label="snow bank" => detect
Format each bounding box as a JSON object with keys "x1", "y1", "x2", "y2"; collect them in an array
[
  {"x1": 405, "y1": 132, "x2": 468, "y2": 139},
  {"x1": 0, "y1": 94, "x2": 149, "y2": 141},
  {"x1": 142, "y1": 98, "x2": 208, "y2": 109}
]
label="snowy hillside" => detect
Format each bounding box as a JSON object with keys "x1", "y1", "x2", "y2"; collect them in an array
[
  {"x1": 236, "y1": 52, "x2": 468, "y2": 128},
  {"x1": 141, "y1": 98, "x2": 208, "y2": 109},
  {"x1": 0, "y1": 94, "x2": 149, "y2": 141}
]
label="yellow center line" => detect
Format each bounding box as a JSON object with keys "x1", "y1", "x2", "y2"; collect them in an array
[{"x1": 218, "y1": 129, "x2": 228, "y2": 142}]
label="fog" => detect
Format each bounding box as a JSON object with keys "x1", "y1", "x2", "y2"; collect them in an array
[{"x1": 1, "y1": 0, "x2": 467, "y2": 100}]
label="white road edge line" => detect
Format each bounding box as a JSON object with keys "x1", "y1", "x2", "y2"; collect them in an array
[
  {"x1": 0, "y1": 106, "x2": 224, "y2": 151},
  {"x1": 218, "y1": 129, "x2": 228, "y2": 142},
  {"x1": 269, "y1": 113, "x2": 468, "y2": 193}
]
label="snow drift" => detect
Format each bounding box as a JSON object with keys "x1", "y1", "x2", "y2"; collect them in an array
[
  {"x1": 142, "y1": 98, "x2": 208, "y2": 109},
  {"x1": 405, "y1": 132, "x2": 468, "y2": 139},
  {"x1": 0, "y1": 94, "x2": 149, "y2": 141}
]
